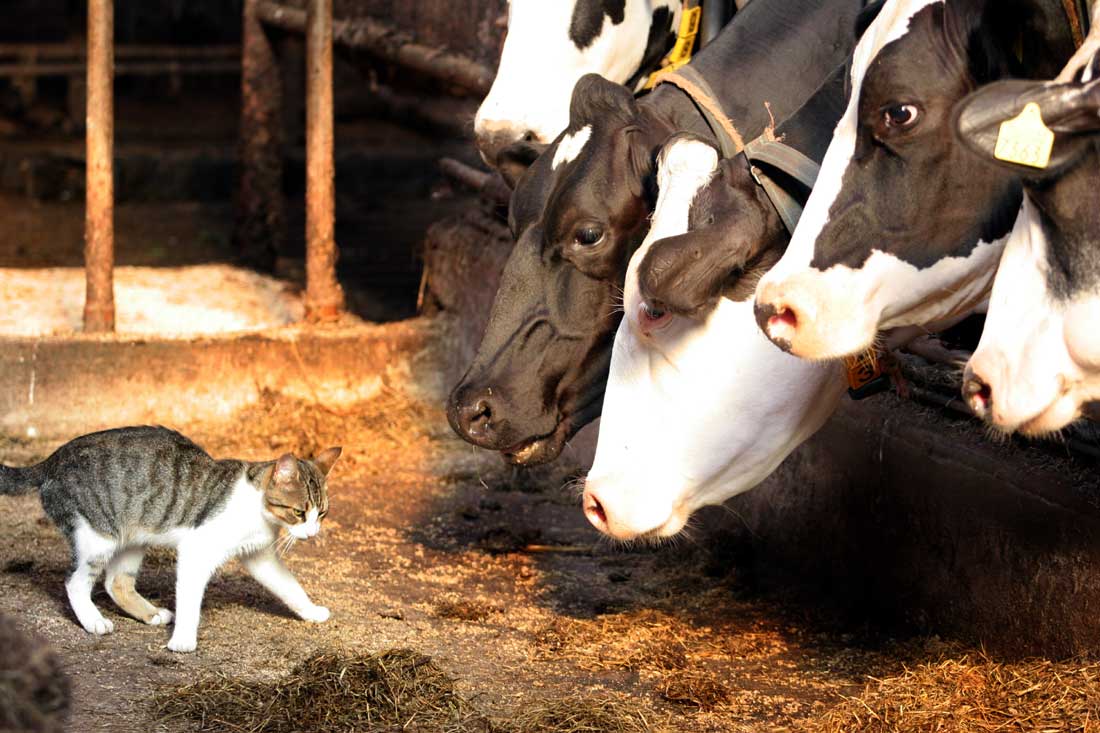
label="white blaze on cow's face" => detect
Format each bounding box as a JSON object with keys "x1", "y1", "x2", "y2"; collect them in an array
[
  {"x1": 754, "y1": 0, "x2": 1021, "y2": 360},
  {"x1": 475, "y1": 0, "x2": 680, "y2": 166},
  {"x1": 963, "y1": 199, "x2": 1099, "y2": 435},
  {"x1": 583, "y1": 138, "x2": 845, "y2": 541}
]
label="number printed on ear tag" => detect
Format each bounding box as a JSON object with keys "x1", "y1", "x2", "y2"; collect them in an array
[{"x1": 994, "y1": 102, "x2": 1054, "y2": 169}]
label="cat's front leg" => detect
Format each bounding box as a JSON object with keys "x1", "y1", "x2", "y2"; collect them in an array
[
  {"x1": 241, "y1": 546, "x2": 330, "y2": 623},
  {"x1": 167, "y1": 542, "x2": 221, "y2": 653}
]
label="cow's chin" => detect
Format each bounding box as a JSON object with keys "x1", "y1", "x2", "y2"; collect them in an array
[
  {"x1": 1012, "y1": 393, "x2": 1082, "y2": 438},
  {"x1": 500, "y1": 395, "x2": 602, "y2": 466}
]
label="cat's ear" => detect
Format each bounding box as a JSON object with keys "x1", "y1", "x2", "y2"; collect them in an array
[
  {"x1": 274, "y1": 453, "x2": 299, "y2": 485},
  {"x1": 313, "y1": 447, "x2": 342, "y2": 477}
]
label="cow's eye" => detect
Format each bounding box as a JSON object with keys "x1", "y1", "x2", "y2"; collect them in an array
[
  {"x1": 574, "y1": 225, "x2": 604, "y2": 247},
  {"x1": 882, "y1": 104, "x2": 919, "y2": 129}
]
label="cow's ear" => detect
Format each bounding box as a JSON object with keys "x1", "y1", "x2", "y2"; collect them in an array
[
  {"x1": 497, "y1": 140, "x2": 546, "y2": 189},
  {"x1": 955, "y1": 78, "x2": 1100, "y2": 178},
  {"x1": 854, "y1": 0, "x2": 887, "y2": 40},
  {"x1": 569, "y1": 74, "x2": 638, "y2": 128}
]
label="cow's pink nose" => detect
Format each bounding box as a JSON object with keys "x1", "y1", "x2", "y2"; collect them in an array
[
  {"x1": 582, "y1": 488, "x2": 609, "y2": 533},
  {"x1": 753, "y1": 297, "x2": 800, "y2": 350}
]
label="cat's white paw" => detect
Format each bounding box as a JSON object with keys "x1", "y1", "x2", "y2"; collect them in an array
[
  {"x1": 83, "y1": 616, "x2": 115, "y2": 635},
  {"x1": 167, "y1": 635, "x2": 197, "y2": 653},
  {"x1": 147, "y1": 608, "x2": 174, "y2": 626},
  {"x1": 298, "y1": 605, "x2": 330, "y2": 623}
]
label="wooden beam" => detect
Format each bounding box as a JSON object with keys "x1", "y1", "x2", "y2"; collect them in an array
[
  {"x1": 83, "y1": 0, "x2": 114, "y2": 333},
  {"x1": 303, "y1": 0, "x2": 344, "y2": 322}
]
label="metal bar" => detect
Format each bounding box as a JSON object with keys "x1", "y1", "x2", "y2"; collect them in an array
[
  {"x1": 83, "y1": 0, "x2": 114, "y2": 333},
  {"x1": 0, "y1": 61, "x2": 240, "y2": 77},
  {"x1": 235, "y1": 0, "x2": 285, "y2": 272},
  {"x1": 303, "y1": 0, "x2": 344, "y2": 322},
  {"x1": 256, "y1": 1, "x2": 494, "y2": 96}
]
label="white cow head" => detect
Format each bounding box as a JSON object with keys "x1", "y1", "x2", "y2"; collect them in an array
[
  {"x1": 475, "y1": 0, "x2": 680, "y2": 167},
  {"x1": 954, "y1": 57, "x2": 1100, "y2": 435},
  {"x1": 582, "y1": 136, "x2": 845, "y2": 541},
  {"x1": 752, "y1": 0, "x2": 1073, "y2": 361}
]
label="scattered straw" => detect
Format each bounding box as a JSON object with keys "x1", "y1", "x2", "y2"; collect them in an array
[
  {"x1": 659, "y1": 669, "x2": 732, "y2": 712},
  {"x1": 535, "y1": 610, "x2": 698, "y2": 673},
  {"x1": 808, "y1": 650, "x2": 1100, "y2": 733},
  {"x1": 510, "y1": 694, "x2": 656, "y2": 733},
  {"x1": 153, "y1": 649, "x2": 493, "y2": 733},
  {"x1": 433, "y1": 598, "x2": 502, "y2": 623}
]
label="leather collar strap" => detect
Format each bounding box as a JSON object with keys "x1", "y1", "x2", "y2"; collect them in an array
[
  {"x1": 653, "y1": 65, "x2": 745, "y2": 158},
  {"x1": 742, "y1": 137, "x2": 820, "y2": 234}
]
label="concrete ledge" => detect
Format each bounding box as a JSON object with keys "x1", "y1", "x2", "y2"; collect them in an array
[{"x1": 0, "y1": 318, "x2": 441, "y2": 439}]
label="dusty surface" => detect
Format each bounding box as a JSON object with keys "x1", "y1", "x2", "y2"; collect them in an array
[
  {"x1": 0, "y1": 265, "x2": 304, "y2": 337},
  {"x1": 3, "y1": 382, "x2": 1093, "y2": 732}
]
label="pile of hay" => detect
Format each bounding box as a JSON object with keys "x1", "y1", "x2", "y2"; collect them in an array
[
  {"x1": 154, "y1": 649, "x2": 492, "y2": 733},
  {"x1": 154, "y1": 649, "x2": 666, "y2": 733},
  {"x1": 809, "y1": 651, "x2": 1100, "y2": 733},
  {"x1": 0, "y1": 613, "x2": 70, "y2": 733}
]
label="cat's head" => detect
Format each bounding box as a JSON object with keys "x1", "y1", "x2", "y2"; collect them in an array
[{"x1": 260, "y1": 448, "x2": 342, "y2": 539}]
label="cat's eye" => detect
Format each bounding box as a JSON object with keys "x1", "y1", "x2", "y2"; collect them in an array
[{"x1": 294, "y1": 509, "x2": 306, "y2": 520}]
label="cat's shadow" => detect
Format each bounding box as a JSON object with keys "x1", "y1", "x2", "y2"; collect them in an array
[{"x1": 5, "y1": 555, "x2": 299, "y2": 627}]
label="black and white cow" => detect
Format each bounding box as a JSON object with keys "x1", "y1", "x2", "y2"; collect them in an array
[
  {"x1": 753, "y1": 0, "x2": 1077, "y2": 361},
  {"x1": 448, "y1": 0, "x2": 868, "y2": 465},
  {"x1": 475, "y1": 0, "x2": 683, "y2": 166},
  {"x1": 954, "y1": 54, "x2": 1100, "y2": 435}
]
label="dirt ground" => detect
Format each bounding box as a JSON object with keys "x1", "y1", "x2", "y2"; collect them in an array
[{"x1": 4, "y1": 378, "x2": 1086, "y2": 733}]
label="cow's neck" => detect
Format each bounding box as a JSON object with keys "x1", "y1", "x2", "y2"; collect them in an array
[
  {"x1": 639, "y1": 0, "x2": 866, "y2": 152},
  {"x1": 772, "y1": 62, "x2": 849, "y2": 163},
  {"x1": 949, "y1": 0, "x2": 1079, "y2": 82}
]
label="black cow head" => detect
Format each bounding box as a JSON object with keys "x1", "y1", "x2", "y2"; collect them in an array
[{"x1": 447, "y1": 74, "x2": 664, "y2": 464}]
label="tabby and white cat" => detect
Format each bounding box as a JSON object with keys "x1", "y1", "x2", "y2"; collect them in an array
[{"x1": 0, "y1": 426, "x2": 340, "y2": 653}]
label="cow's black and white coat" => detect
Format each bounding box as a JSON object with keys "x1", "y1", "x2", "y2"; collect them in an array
[
  {"x1": 955, "y1": 51, "x2": 1100, "y2": 435},
  {"x1": 754, "y1": 0, "x2": 1076, "y2": 360},
  {"x1": 474, "y1": 0, "x2": 681, "y2": 165}
]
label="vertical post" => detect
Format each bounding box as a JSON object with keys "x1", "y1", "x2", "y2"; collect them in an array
[
  {"x1": 84, "y1": 0, "x2": 115, "y2": 333},
  {"x1": 237, "y1": 0, "x2": 285, "y2": 272},
  {"x1": 304, "y1": 0, "x2": 344, "y2": 322}
]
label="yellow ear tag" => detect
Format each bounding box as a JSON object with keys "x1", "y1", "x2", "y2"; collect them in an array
[
  {"x1": 994, "y1": 102, "x2": 1054, "y2": 169},
  {"x1": 641, "y1": 6, "x2": 702, "y2": 90}
]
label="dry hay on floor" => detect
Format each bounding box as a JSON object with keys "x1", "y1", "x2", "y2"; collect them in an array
[
  {"x1": 0, "y1": 612, "x2": 70, "y2": 733},
  {"x1": 809, "y1": 650, "x2": 1100, "y2": 733},
  {"x1": 658, "y1": 670, "x2": 733, "y2": 712},
  {"x1": 433, "y1": 597, "x2": 503, "y2": 623},
  {"x1": 509, "y1": 694, "x2": 657, "y2": 733},
  {"x1": 191, "y1": 386, "x2": 438, "y2": 468},
  {"x1": 535, "y1": 609, "x2": 703, "y2": 673},
  {"x1": 154, "y1": 648, "x2": 666, "y2": 733},
  {"x1": 153, "y1": 649, "x2": 492, "y2": 733}
]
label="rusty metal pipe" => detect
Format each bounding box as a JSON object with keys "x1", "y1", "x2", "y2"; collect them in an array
[
  {"x1": 84, "y1": 0, "x2": 114, "y2": 333},
  {"x1": 304, "y1": 0, "x2": 344, "y2": 322},
  {"x1": 236, "y1": 0, "x2": 285, "y2": 272}
]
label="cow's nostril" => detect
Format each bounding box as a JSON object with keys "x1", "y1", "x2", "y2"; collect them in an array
[
  {"x1": 522, "y1": 130, "x2": 537, "y2": 142},
  {"x1": 583, "y1": 491, "x2": 608, "y2": 531},
  {"x1": 769, "y1": 306, "x2": 798, "y2": 331},
  {"x1": 963, "y1": 375, "x2": 993, "y2": 417}
]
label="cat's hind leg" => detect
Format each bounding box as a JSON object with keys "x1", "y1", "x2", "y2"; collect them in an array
[
  {"x1": 104, "y1": 547, "x2": 173, "y2": 626},
  {"x1": 65, "y1": 520, "x2": 117, "y2": 635},
  {"x1": 242, "y1": 546, "x2": 330, "y2": 622}
]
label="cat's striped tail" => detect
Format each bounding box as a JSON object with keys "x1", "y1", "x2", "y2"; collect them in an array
[{"x1": 0, "y1": 463, "x2": 45, "y2": 495}]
